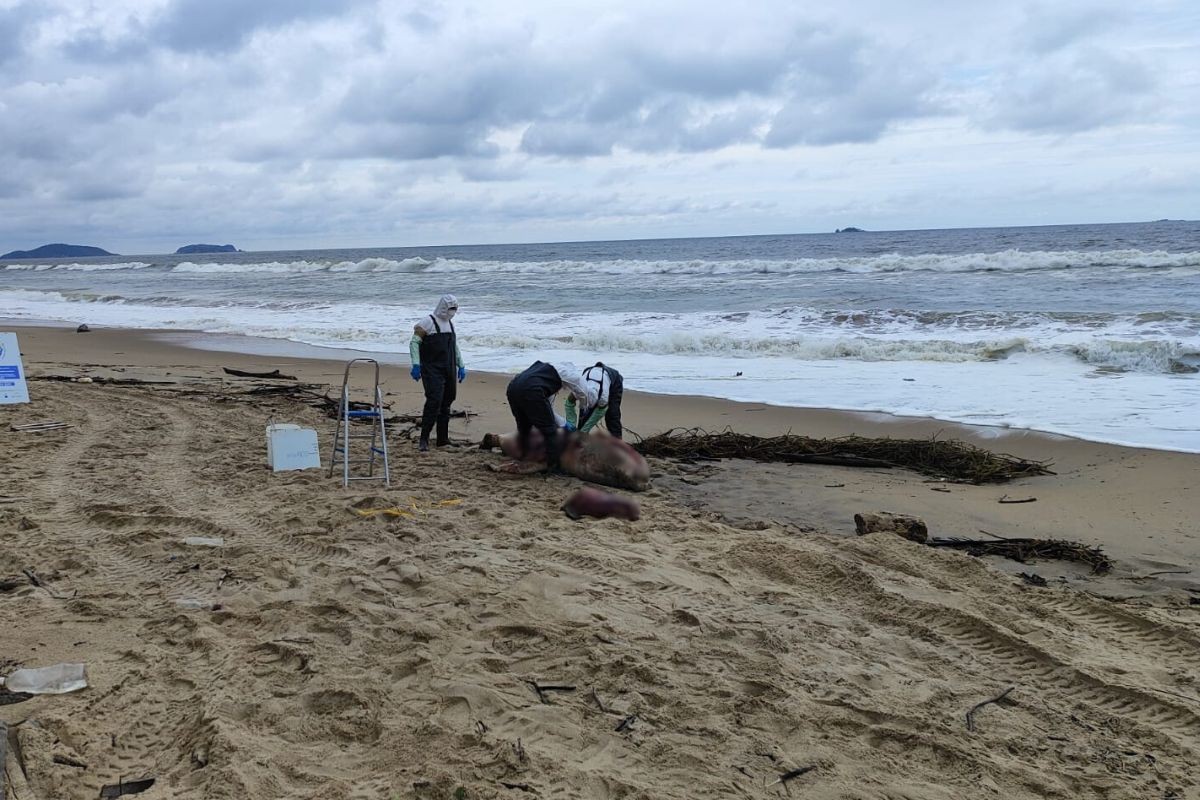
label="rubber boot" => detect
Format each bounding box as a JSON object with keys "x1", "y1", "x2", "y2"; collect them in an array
[
  {"x1": 419, "y1": 420, "x2": 433, "y2": 452},
  {"x1": 436, "y1": 418, "x2": 450, "y2": 447}
]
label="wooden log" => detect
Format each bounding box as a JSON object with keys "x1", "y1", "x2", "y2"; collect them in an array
[
  {"x1": 222, "y1": 367, "x2": 297, "y2": 380},
  {"x1": 854, "y1": 511, "x2": 929, "y2": 543},
  {"x1": 4, "y1": 723, "x2": 35, "y2": 800},
  {"x1": 13, "y1": 723, "x2": 48, "y2": 800}
]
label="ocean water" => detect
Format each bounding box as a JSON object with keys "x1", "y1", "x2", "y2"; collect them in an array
[{"x1": 2, "y1": 221, "x2": 1199, "y2": 451}]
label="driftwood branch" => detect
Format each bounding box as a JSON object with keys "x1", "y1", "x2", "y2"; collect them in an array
[
  {"x1": 767, "y1": 765, "x2": 817, "y2": 786},
  {"x1": 222, "y1": 367, "x2": 297, "y2": 380},
  {"x1": 964, "y1": 686, "x2": 1012, "y2": 734},
  {"x1": 99, "y1": 777, "x2": 157, "y2": 797},
  {"x1": 22, "y1": 568, "x2": 73, "y2": 600},
  {"x1": 10, "y1": 422, "x2": 72, "y2": 432},
  {"x1": 499, "y1": 781, "x2": 532, "y2": 792},
  {"x1": 0, "y1": 721, "x2": 7, "y2": 789},
  {"x1": 524, "y1": 680, "x2": 576, "y2": 704},
  {"x1": 32, "y1": 375, "x2": 175, "y2": 385},
  {"x1": 854, "y1": 512, "x2": 929, "y2": 543},
  {"x1": 966, "y1": 686, "x2": 1015, "y2": 732},
  {"x1": 781, "y1": 454, "x2": 893, "y2": 468}
]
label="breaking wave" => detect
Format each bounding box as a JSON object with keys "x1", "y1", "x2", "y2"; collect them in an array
[
  {"x1": 462, "y1": 331, "x2": 1199, "y2": 373},
  {"x1": 1, "y1": 261, "x2": 152, "y2": 272},
  {"x1": 169, "y1": 257, "x2": 435, "y2": 274},
  {"x1": 5, "y1": 249, "x2": 1200, "y2": 276},
  {"x1": 3, "y1": 287, "x2": 1196, "y2": 374},
  {"x1": 159, "y1": 249, "x2": 1200, "y2": 276}
]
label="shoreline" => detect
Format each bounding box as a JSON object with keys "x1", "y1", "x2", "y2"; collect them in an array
[
  {"x1": 2, "y1": 317, "x2": 1178, "y2": 457},
  {"x1": 7, "y1": 319, "x2": 1200, "y2": 586}
]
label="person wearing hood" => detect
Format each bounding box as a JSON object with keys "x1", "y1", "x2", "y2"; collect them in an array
[
  {"x1": 409, "y1": 294, "x2": 466, "y2": 451},
  {"x1": 564, "y1": 361, "x2": 625, "y2": 439},
  {"x1": 505, "y1": 360, "x2": 592, "y2": 471}
]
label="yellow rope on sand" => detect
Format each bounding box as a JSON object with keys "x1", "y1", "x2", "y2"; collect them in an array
[
  {"x1": 351, "y1": 507, "x2": 413, "y2": 518},
  {"x1": 349, "y1": 498, "x2": 463, "y2": 518}
]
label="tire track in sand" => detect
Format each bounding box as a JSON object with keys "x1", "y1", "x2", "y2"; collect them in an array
[{"x1": 728, "y1": 540, "x2": 1200, "y2": 747}]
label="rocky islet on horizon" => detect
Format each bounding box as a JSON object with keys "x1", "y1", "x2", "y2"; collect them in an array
[
  {"x1": 175, "y1": 244, "x2": 239, "y2": 254},
  {"x1": 1, "y1": 242, "x2": 243, "y2": 259},
  {"x1": 0, "y1": 243, "x2": 117, "y2": 259}
]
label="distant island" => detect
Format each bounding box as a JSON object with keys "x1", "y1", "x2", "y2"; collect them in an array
[
  {"x1": 835, "y1": 227, "x2": 866, "y2": 233},
  {"x1": 175, "y1": 244, "x2": 239, "y2": 254},
  {"x1": 0, "y1": 243, "x2": 116, "y2": 259}
]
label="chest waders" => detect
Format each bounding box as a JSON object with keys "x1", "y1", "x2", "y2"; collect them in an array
[
  {"x1": 577, "y1": 364, "x2": 608, "y2": 425},
  {"x1": 581, "y1": 362, "x2": 625, "y2": 439},
  {"x1": 419, "y1": 317, "x2": 457, "y2": 449},
  {"x1": 505, "y1": 361, "x2": 565, "y2": 468}
]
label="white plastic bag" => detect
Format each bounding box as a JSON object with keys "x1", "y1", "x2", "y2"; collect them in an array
[
  {"x1": 183, "y1": 536, "x2": 224, "y2": 547},
  {"x1": 1, "y1": 663, "x2": 88, "y2": 694}
]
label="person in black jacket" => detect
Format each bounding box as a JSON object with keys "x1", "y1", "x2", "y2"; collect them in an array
[
  {"x1": 505, "y1": 360, "x2": 589, "y2": 471},
  {"x1": 409, "y1": 295, "x2": 466, "y2": 451}
]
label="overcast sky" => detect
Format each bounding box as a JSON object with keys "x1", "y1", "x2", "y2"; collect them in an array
[{"x1": 1, "y1": 0, "x2": 1197, "y2": 254}]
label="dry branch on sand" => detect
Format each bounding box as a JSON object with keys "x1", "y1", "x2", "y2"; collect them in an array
[{"x1": 634, "y1": 428, "x2": 1054, "y2": 484}]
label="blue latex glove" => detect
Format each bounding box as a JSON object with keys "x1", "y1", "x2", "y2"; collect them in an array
[
  {"x1": 563, "y1": 421, "x2": 576, "y2": 432},
  {"x1": 458, "y1": 366, "x2": 467, "y2": 383},
  {"x1": 410, "y1": 364, "x2": 421, "y2": 381}
]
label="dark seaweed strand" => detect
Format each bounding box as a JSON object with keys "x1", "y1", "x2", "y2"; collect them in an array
[
  {"x1": 633, "y1": 428, "x2": 1054, "y2": 484},
  {"x1": 927, "y1": 537, "x2": 1113, "y2": 575}
]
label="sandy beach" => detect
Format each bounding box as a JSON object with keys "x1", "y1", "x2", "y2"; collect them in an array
[{"x1": 3, "y1": 323, "x2": 1199, "y2": 799}]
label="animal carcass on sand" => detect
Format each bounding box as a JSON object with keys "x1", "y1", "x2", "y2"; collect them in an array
[{"x1": 481, "y1": 429, "x2": 650, "y2": 492}]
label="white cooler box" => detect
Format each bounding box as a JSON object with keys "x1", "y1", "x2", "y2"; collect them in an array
[{"x1": 266, "y1": 423, "x2": 321, "y2": 472}]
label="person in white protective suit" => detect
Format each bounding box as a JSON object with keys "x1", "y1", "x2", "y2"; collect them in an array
[{"x1": 409, "y1": 294, "x2": 467, "y2": 451}]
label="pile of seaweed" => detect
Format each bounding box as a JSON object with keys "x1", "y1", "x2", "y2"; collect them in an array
[{"x1": 634, "y1": 428, "x2": 1054, "y2": 484}]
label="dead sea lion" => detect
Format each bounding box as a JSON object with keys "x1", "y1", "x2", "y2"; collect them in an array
[
  {"x1": 562, "y1": 487, "x2": 641, "y2": 521},
  {"x1": 481, "y1": 428, "x2": 650, "y2": 492}
]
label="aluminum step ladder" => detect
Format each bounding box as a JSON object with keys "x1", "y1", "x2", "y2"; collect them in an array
[{"x1": 328, "y1": 358, "x2": 391, "y2": 487}]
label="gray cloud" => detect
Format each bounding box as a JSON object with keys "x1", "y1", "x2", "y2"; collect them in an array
[
  {"x1": 340, "y1": 49, "x2": 546, "y2": 128},
  {"x1": 456, "y1": 159, "x2": 526, "y2": 183},
  {"x1": 628, "y1": 103, "x2": 764, "y2": 153},
  {"x1": 0, "y1": 0, "x2": 45, "y2": 63},
  {"x1": 765, "y1": 28, "x2": 938, "y2": 147},
  {"x1": 987, "y1": 48, "x2": 1156, "y2": 134},
  {"x1": 61, "y1": 21, "x2": 149, "y2": 63},
  {"x1": 625, "y1": 40, "x2": 783, "y2": 98},
  {"x1": 150, "y1": 0, "x2": 371, "y2": 53},
  {"x1": 402, "y1": 9, "x2": 442, "y2": 35},
  {"x1": 1018, "y1": 3, "x2": 1124, "y2": 54},
  {"x1": 521, "y1": 121, "x2": 619, "y2": 158},
  {"x1": 519, "y1": 32, "x2": 919, "y2": 157},
  {"x1": 331, "y1": 18, "x2": 939, "y2": 161},
  {"x1": 322, "y1": 122, "x2": 502, "y2": 161},
  {"x1": 59, "y1": 176, "x2": 149, "y2": 203}
]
